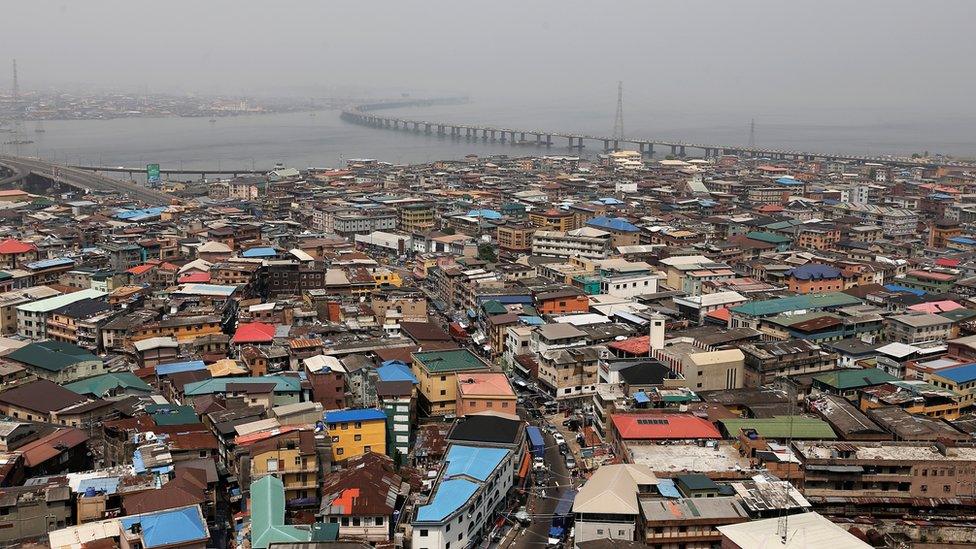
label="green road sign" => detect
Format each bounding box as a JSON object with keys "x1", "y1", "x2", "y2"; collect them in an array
[{"x1": 147, "y1": 164, "x2": 161, "y2": 185}]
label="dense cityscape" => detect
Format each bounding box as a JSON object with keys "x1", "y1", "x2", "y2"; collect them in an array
[
  {"x1": 3, "y1": 1, "x2": 976, "y2": 548},
  {"x1": 0, "y1": 134, "x2": 974, "y2": 549}
]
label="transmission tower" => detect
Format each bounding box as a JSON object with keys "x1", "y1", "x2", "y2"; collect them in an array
[
  {"x1": 748, "y1": 118, "x2": 756, "y2": 148},
  {"x1": 10, "y1": 59, "x2": 26, "y2": 154},
  {"x1": 613, "y1": 81, "x2": 624, "y2": 140}
]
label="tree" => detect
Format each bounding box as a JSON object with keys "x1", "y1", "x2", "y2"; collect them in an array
[{"x1": 478, "y1": 243, "x2": 497, "y2": 263}]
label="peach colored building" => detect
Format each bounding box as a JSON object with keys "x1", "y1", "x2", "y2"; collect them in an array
[{"x1": 456, "y1": 373, "x2": 517, "y2": 417}]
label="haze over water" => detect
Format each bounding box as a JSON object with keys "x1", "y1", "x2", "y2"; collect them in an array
[{"x1": 4, "y1": 95, "x2": 975, "y2": 173}]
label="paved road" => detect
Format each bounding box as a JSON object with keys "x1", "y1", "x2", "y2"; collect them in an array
[{"x1": 0, "y1": 154, "x2": 172, "y2": 206}]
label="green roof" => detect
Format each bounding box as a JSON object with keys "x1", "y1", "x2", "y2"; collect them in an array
[
  {"x1": 719, "y1": 416, "x2": 837, "y2": 440},
  {"x1": 145, "y1": 404, "x2": 200, "y2": 426},
  {"x1": 183, "y1": 376, "x2": 302, "y2": 396},
  {"x1": 413, "y1": 348, "x2": 490, "y2": 373},
  {"x1": 64, "y1": 372, "x2": 152, "y2": 397},
  {"x1": 939, "y1": 308, "x2": 976, "y2": 322},
  {"x1": 812, "y1": 368, "x2": 898, "y2": 390},
  {"x1": 250, "y1": 476, "x2": 311, "y2": 549},
  {"x1": 762, "y1": 220, "x2": 804, "y2": 231},
  {"x1": 746, "y1": 231, "x2": 793, "y2": 244},
  {"x1": 482, "y1": 300, "x2": 508, "y2": 315},
  {"x1": 7, "y1": 340, "x2": 101, "y2": 372},
  {"x1": 730, "y1": 292, "x2": 862, "y2": 317}
]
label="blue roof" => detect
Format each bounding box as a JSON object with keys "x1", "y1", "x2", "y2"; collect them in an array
[
  {"x1": 465, "y1": 209, "x2": 502, "y2": 220},
  {"x1": 377, "y1": 361, "x2": 418, "y2": 383},
  {"x1": 325, "y1": 408, "x2": 388, "y2": 424},
  {"x1": 155, "y1": 360, "x2": 207, "y2": 376},
  {"x1": 518, "y1": 315, "x2": 546, "y2": 326},
  {"x1": 119, "y1": 506, "x2": 207, "y2": 548},
  {"x1": 416, "y1": 478, "x2": 479, "y2": 522},
  {"x1": 25, "y1": 257, "x2": 73, "y2": 270},
  {"x1": 242, "y1": 247, "x2": 277, "y2": 257},
  {"x1": 930, "y1": 193, "x2": 953, "y2": 200},
  {"x1": 77, "y1": 476, "x2": 121, "y2": 496},
  {"x1": 634, "y1": 391, "x2": 650, "y2": 404},
  {"x1": 115, "y1": 207, "x2": 167, "y2": 221},
  {"x1": 938, "y1": 363, "x2": 976, "y2": 383},
  {"x1": 586, "y1": 216, "x2": 639, "y2": 233},
  {"x1": 775, "y1": 176, "x2": 804, "y2": 186},
  {"x1": 788, "y1": 263, "x2": 842, "y2": 280},
  {"x1": 949, "y1": 236, "x2": 976, "y2": 245},
  {"x1": 444, "y1": 445, "x2": 510, "y2": 482},
  {"x1": 596, "y1": 197, "x2": 625, "y2": 205},
  {"x1": 884, "y1": 284, "x2": 927, "y2": 296},
  {"x1": 657, "y1": 478, "x2": 682, "y2": 498}
]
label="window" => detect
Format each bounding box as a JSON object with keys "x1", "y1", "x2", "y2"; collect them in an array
[
  {"x1": 332, "y1": 436, "x2": 340, "y2": 443},
  {"x1": 295, "y1": 456, "x2": 303, "y2": 466},
  {"x1": 619, "y1": 530, "x2": 626, "y2": 536},
  {"x1": 341, "y1": 517, "x2": 349, "y2": 526},
  {"x1": 266, "y1": 459, "x2": 278, "y2": 472},
  {"x1": 337, "y1": 448, "x2": 344, "y2": 456},
  {"x1": 354, "y1": 434, "x2": 362, "y2": 441},
  {"x1": 944, "y1": 485, "x2": 951, "y2": 493},
  {"x1": 441, "y1": 376, "x2": 447, "y2": 381},
  {"x1": 353, "y1": 518, "x2": 361, "y2": 526},
  {"x1": 364, "y1": 446, "x2": 372, "y2": 453},
  {"x1": 596, "y1": 529, "x2": 604, "y2": 535},
  {"x1": 440, "y1": 389, "x2": 447, "y2": 396},
  {"x1": 376, "y1": 517, "x2": 384, "y2": 526},
  {"x1": 355, "y1": 422, "x2": 362, "y2": 429},
  {"x1": 419, "y1": 530, "x2": 429, "y2": 537}
]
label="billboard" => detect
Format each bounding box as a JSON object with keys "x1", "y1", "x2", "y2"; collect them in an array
[{"x1": 146, "y1": 164, "x2": 161, "y2": 186}]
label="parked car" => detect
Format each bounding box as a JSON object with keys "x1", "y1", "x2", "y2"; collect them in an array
[
  {"x1": 553, "y1": 432, "x2": 566, "y2": 445},
  {"x1": 565, "y1": 456, "x2": 577, "y2": 469}
]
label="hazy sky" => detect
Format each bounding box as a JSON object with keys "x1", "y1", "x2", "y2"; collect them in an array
[{"x1": 4, "y1": 0, "x2": 975, "y2": 119}]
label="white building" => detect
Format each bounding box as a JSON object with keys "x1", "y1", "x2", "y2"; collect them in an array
[
  {"x1": 532, "y1": 228, "x2": 611, "y2": 259},
  {"x1": 412, "y1": 444, "x2": 517, "y2": 549},
  {"x1": 16, "y1": 288, "x2": 106, "y2": 340}
]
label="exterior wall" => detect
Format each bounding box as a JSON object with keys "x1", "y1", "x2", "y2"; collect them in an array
[
  {"x1": 537, "y1": 295, "x2": 590, "y2": 315},
  {"x1": 251, "y1": 448, "x2": 319, "y2": 503},
  {"x1": 456, "y1": 394, "x2": 517, "y2": 417},
  {"x1": 327, "y1": 418, "x2": 387, "y2": 461},
  {"x1": 575, "y1": 518, "x2": 636, "y2": 547},
  {"x1": 788, "y1": 277, "x2": 844, "y2": 294}
]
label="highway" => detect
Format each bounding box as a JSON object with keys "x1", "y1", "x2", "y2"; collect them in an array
[{"x1": 0, "y1": 154, "x2": 172, "y2": 206}]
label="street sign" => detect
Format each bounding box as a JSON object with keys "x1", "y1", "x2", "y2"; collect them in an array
[{"x1": 146, "y1": 163, "x2": 160, "y2": 186}]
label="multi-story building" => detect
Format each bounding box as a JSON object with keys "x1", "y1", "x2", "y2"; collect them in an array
[
  {"x1": 399, "y1": 201, "x2": 436, "y2": 233},
  {"x1": 496, "y1": 223, "x2": 536, "y2": 252},
  {"x1": 412, "y1": 349, "x2": 492, "y2": 416},
  {"x1": 247, "y1": 430, "x2": 319, "y2": 507},
  {"x1": 537, "y1": 345, "x2": 602, "y2": 401},
  {"x1": 793, "y1": 441, "x2": 976, "y2": 515},
  {"x1": 411, "y1": 444, "x2": 517, "y2": 549},
  {"x1": 15, "y1": 288, "x2": 106, "y2": 340},
  {"x1": 530, "y1": 323, "x2": 588, "y2": 357},
  {"x1": 884, "y1": 313, "x2": 953, "y2": 345},
  {"x1": 531, "y1": 228, "x2": 611, "y2": 259},
  {"x1": 324, "y1": 408, "x2": 388, "y2": 462},
  {"x1": 455, "y1": 372, "x2": 516, "y2": 417},
  {"x1": 573, "y1": 464, "x2": 659, "y2": 546},
  {"x1": 739, "y1": 339, "x2": 838, "y2": 386},
  {"x1": 831, "y1": 202, "x2": 919, "y2": 238},
  {"x1": 319, "y1": 452, "x2": 403, "y2": 542},
  {"x1": 0, "y1": 285, "x2": 60, "y2": 335}
]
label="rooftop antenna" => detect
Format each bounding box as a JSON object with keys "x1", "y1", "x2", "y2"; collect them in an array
[
  {"x1": 748, "y1": 118, "x2": 756, "y2": 148},
  {"x1": 613, "y1": 81, "x2": 625, "y2": 141}
]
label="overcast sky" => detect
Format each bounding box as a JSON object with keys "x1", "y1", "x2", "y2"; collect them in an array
[{"x1": 3, "y1": 0, "x2": 975, "y2": 119}]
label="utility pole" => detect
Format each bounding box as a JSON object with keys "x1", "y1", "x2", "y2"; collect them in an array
[
  {"x1": 748, "y1": 118, "x2": 756, "y2": 148},
  {"x1": 613, "y1": 81, "x2": 625, "y2": 141}
]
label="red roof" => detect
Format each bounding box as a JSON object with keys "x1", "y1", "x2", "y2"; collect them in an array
[
  {"x1": 0, "y1": 238, "x2": 36, "y2": 255},
  {"x1": 706, "y1": 308, "x2": 731, "y2": 322},
  {"x1": 608, "y1": 335, "x2": 650, "y2": 355},
  {"x1": 179, "y1": 272, "x2": 212, "y2": 283},
  {"x1": 936, "y1": 258, "x2": 961, "y2": 268},
  {"x1": 18, "y1": 427, "x2": 89, "y2": 466},
  {"x1": 232, "y1": 322, "x2": 276, "y2": 344},
  {"x1": 611, "y1": 414, "x2": 721, "y2": 440},
  {"x1": 127, "y1": 264, "x2": 156, "y2": 275}
]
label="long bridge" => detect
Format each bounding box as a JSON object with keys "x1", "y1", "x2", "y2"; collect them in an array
[
  {"x1": 0, "y1": 155, "x2": 172, "y2": 205},
  {"x1": 342, "y1": 102, "x2": 976, "y2": 169}
]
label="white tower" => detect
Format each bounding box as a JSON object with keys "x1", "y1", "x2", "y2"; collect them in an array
[{"x1": 649, "y1": 314, "x2": 665, "y2": 353}]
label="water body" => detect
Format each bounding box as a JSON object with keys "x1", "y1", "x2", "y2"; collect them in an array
[{"x1": 2, "y1": 97, "x2": 974, "y2": 173}]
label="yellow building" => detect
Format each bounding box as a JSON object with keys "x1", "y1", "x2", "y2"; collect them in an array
[
  {"x1": 412, "y1": 349, "x2": 491, "y2": 417},
  {"x1": 859, "y1": 380, "x2": 963, "y2": 420},
  {"x1": 248, "y1": 430, "x2": 320, "y2": 505},
  {"x1": 399, "y1": 201, "x2": 435, "y2": 233},
  {"x1": 325, "y1": 409, "x2": 387, "y2": 461},
  {"x1": 370, "y1": 268, "x2": 403, "y2": 287}
]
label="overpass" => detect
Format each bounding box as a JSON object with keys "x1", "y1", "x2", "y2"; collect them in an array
[
  {"x1": 0, "y1": 155, "x2": 172, "y2": 206},
  {"x1": 69, "y1": 164, "x2": 268, "y2": 179},
  {"x1": 341, "y1": 102, "x2": 976, "y2": 169}
]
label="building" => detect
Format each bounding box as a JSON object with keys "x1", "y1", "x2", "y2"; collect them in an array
[
  {"x1": 884, "y1": 313, "x2": 952, "y2": 345},
  {"x1": 496, "y1": 223, "x2": 536, "y2": 252},
  {"x1": 740, "y1": 340, "x2": 837, "y2": 386},
  {"x1": 411, "y1": 444, "x2": 516, "y2": 549},
  {"x1": 532, "y1": 228, "x2": 611, "y2": 259},
  {"x1": 325, "y1": 408, "x2": 387, "y2": 462},
  {"x1": 573, "y1": 464, "x2": 658, "y2": 546},
  {"x1": 793, "y1": 441, "x2": 976, "y2": 514},
  {"x1": 640, "y1": 497, "x2": 749, "y2": 548},
  {"x1": 832, "y1": 202, "x2": 919, "y2": 238},
  {"x1": 412, "y1": 349, "x2": 491, "y2": 416},
  {"x1": 4, "y1": 340, "x2": 106, "y2": 383},
  {"x1": 786, "y1": 263, "x2": 845, "y2": 294},
  {"x1": 717, "y1": 511, "x2": 871, "y2": 549},
  {"x1": 319, "y1": 452, "x2": 402, "y2": 542},
  {"x1": 537, "y1": 345, "x2": 601, "y2": 401},
  {"x1": 455, "y1": 372, "x2": 517, "y2": 417},
  {"x1": 15, "y1": 288, "x2": 106, "y2": 340},
  {"x1": 0, "y1": 484, "x2": 72, "y2": 545},
  {"x1": 247, "y1": 429, "x2": 319, "y2": 507}
]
